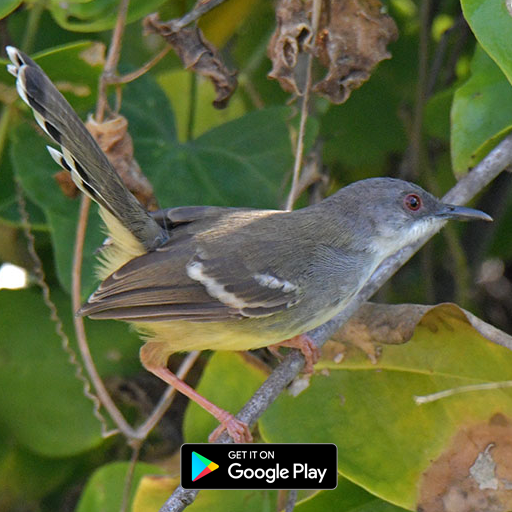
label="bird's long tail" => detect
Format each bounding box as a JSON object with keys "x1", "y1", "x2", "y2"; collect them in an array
[{"x1": 6, "y1": 46, "x2": 166, "y2": 251}]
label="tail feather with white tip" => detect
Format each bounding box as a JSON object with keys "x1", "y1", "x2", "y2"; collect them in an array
[{"x1": 6, "y1": 46, "x2": 165, "y2": 251}]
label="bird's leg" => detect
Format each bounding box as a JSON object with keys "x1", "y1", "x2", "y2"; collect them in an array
[
  {"x1": 140, "y1": 343, "x2": 252, "y2": 443},
  {"x1": 269, "y1": 334, "x2": 320, "y2": 373}
]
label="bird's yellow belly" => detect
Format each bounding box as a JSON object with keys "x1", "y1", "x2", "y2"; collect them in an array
[
  {"x1": 134, "y1": 318, "x2": 289, "y2": 353},
  {"x1": 133, "y1": 294, "x2": 351, "y2": 355}
]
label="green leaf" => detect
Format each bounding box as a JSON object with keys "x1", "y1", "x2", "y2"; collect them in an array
[
  {"x1": 49, "y1": 0, "x2": 167, "y2": 32},
  {"x1": 124, "y1": 82, "x2": 298, "y2": 209},
  {"x1": 76, "y1": 461, "x2": 165, "y2": 512},
  {"x1": 156, "y1": 69, "x2": 247, "y2": 142},
  {"x1": 183, "y1": 352, "x2": 268, "y2": 443},
  {"x1": 295, "y1": 478, "x2": 408, "y2": 512},
  {"x1": 0, "y1": 288, "x2": 104, "y2": 456},
  {"x1": 321, "y1": 76, "x2": 406, "y2": 173},
  {"x1": 0, "y1": 284, "x2": 142, "y2": 456},
  {"x1": 424, "y1": 87, "x2": 454, "y2": 142},
  {"x1": 186, "y1": 488, "x2": 277, "y2": 512},
  {"x1": 0, "y1": 0, "x2": 22, "y2": 18},
  {"x1": 198, "y1": 0, "x2": 259, "y2": 48},
  {"x1": 259, "y1": 304, "x2": 512, "y2": 510},
  {"x1": 132, "y1": 473, "x2": 279, "y2": 512},
  {"x1": 0, "y1": 441, "x2": 76, "y2": 509},
  {"x1": 461, "y1": 0, "x2": 512, "y2": 84},
  {"x1": 0, "y1": 142, "x2": 47, "y2": 228},
  {"x1": 451, "y1": 46, "x2": 512, "y2": 174},
  {"x1": 0, "y1": 42, "x2": 103, "y2": 112}
]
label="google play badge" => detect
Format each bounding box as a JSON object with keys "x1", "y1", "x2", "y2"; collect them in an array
[{"x1": 192, "y1": 451, "x2": 219, "y2": 482}]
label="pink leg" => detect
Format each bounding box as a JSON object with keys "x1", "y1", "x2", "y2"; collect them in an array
[
  {"x1": 149, "y1": 365, "x2": 252, "y2": 443},
  {"x1": 269, "y1": 334, "x2": 320, "y2": 373}
]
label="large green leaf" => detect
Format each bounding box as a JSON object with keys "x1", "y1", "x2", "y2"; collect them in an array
[
  {"x1": 0, "y1": 440, "x2": 76, "y2": 510},
  {"x1": 451, "y1": 45, "x2": 512, "y2": 174},
  {"x1": 295, "y1": 479, "x2": 408, "y2": 512},
  {"x1": 156, "y1": 69, "x2": 246, "y2": 142},
  {"x1": 131, "y1": 463, "x2": 406, "y2": 512},
  {"x1": 132, "y1": 473, "x2": 279, "y2": 512},
  {"x1": 76, "y1": 461, "x2": 165, "y2": 512},
  {"x1": 124, "y1": 78, "x2": 298, "y2": 209},
  {"x1": 258, "y1": 303, "x2": 512, "y2": 510},
  {"x1": 0, "y1": 285, "x2": 142, "y2": 456},
  {"x1": 461, "y1": 0, "x2": 512, "y2": 85},
  {"x1": 0, "y1": 288, "x2": 104, "y2": 456},
  {"x1": 0, "y1": 0, "x2": 22, "y2": 19}
]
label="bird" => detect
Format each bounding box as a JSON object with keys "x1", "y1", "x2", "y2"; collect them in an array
[{"x1": 6, "y1": 46, "x2": 492, "y2": 443}]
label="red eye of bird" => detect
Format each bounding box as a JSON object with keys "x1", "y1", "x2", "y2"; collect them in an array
[{"x1": 404, "y1": 193, "x2": 422, "y2": 211}]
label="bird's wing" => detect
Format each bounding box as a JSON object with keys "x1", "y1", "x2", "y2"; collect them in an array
[{"x1": 80, "y1": 209, "x2": 302, "y2": 322}]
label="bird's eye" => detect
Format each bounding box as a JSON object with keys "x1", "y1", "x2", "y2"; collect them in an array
[{"x1": 404, "y1": 193, "x2": 422, "y2": 211}]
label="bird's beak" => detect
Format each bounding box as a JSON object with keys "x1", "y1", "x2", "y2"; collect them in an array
[{"x1": 436, "y1": 203, "x2": 493, "y2": 222}]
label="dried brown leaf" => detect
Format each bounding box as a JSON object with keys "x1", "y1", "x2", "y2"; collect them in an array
[
  {"x1": 267, "y1": 0, "x2": 315, "y2": 95},
  {"x1": 144, "y1": 13, "x2": 237, "y2": 109},
  {"x1": 322, "y1": 302, "x2": 512, "y2": 363},
  {"x1": 85, "y1": 115, "x2": 158, "y2": 210},
  {"x1": 418, "y1": 414, "x2": 512, "y2": 512},
  {"x1": 267, "y1": 0, "x2": 398, "y2": 103},
  {"x1": 313, "y1": 0, "x2": 398, "y2": 103},
  {"x1": 54, "y1": 170, "x2": 80, "y2": 198}
]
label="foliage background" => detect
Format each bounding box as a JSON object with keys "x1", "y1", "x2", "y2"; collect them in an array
[{"x1": 1, "y1": 0, "x2": 512, "y2": 511}]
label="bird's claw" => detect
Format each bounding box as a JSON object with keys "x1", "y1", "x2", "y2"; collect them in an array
[
  {"x1": 209, "y1": 413, "x2": 252, "y2": 443},
  {"x1": 269, "y1": 334, "x2": 320, "y2": 373}
]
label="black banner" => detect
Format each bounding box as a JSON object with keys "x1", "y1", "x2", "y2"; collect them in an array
[{"x1": 181, "y1": 443, "x2": 338, "y2": 490}]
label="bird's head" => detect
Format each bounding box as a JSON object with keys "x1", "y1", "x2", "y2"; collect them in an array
[{"x1": 330, "y1": 178, "x2": 492, "y2": 257}]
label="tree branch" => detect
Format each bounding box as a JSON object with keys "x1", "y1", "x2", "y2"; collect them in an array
[{"x1": 158, "y1": 131, "x2": 512, "y2": 512}]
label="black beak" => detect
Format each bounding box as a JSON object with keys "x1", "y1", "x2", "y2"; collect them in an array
[{"x1": 436, "y1": 203, "x2": 493, "y2": 222}]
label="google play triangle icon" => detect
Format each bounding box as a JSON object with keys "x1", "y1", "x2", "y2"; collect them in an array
[{"x1": 192, "y1": 451, "x2": 219, "y2": 481}]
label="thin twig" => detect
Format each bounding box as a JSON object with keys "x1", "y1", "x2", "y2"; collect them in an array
[
  {"x1": 285, "y1": 490, "x2": 298, "y2": 512},
  {"x1": 175, "y1": 0, "x2": 229, "y2": 30},
  {"x1": 96, "y1": 0, "x2": 130, "y2": 122},
  {"x1": 285, "y1": 0, "x2": 321, "y2": 211},
  {"x1": 414, "y1": 381, "x2": 512, "y2": 404},
  {"x1": 120, "y1": 440, "x2": 143, "y2": 512},
  {"x1": 158, "y1": 129, "x2": 512, "y2": 512},
  {"x1": 110, "y1": 46, "x2": 171, "y2": 85},
  {"x1": 72, "y1": 195, "x2": 131, "y2": 437},
  {"x1": 14, "y1": 179, "x2": 115, "y2": 437}
]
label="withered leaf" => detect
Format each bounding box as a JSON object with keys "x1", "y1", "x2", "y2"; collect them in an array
[
  {"x1": 267, "y1": 0, "x2": 398, "y2": 103},
  {"x1": 267, "y1": 0, "x2": 315, "y2": 96},
  {"x1": 322, "y1": 302, "x2": 512, "y2": 364},
  {"x1": 418, "y1": 414, "x2": 512, "y2": 512},
  {"x1": 314, "y1": 0, "x2": 398, "y2": 104},
  {"x1": 144, "y1": 13, "x2": 237, "y2": 109},
  {"x1": 85, "y1": 115, "x2": 158, "y2": 210},
  {"x1": 54, "y1": 170, "x2": 80, "y2": 199}
]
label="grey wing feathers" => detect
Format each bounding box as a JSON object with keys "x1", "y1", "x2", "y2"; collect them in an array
[
  {"x1": 79, "y1": 209, "x2": 301, "y2": 322},
  {"x1": 186, "y1": 252, "x2": 300, "y2": 317},
  {"x1": 6, "y1": 46, "x2": 164, "y2": 250},
  {"x1": 79, "y1": 245, "x2": 240, "y2": 322}
]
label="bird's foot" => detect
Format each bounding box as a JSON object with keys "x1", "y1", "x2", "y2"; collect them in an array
[
  {"x1": 270, "y1": 334, "x2": 320, "y2": 373},
  {"x1": 209, "y1": 411, "x2": 252, "y2": 443}
]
